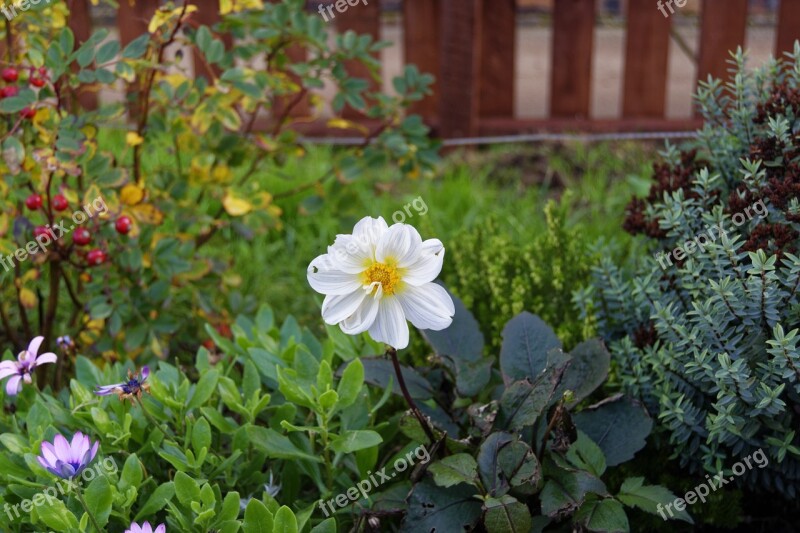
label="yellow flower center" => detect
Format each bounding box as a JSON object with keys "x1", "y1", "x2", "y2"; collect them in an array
[{"x1": 363, "y1": 262, "x2": 401, "y2": 295}]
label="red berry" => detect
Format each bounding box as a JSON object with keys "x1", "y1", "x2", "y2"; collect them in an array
[
  {"x1": 20, "y1": 106, "x2": 35, "y2": 119},
  {"x1": 86, "y1": 249, "x2": 107, "y2": 266},
  {"x1": 38, "y1": 67, "x2": 47, "y2": 77},
  {"x1": 115, "y1": 216, "x2": 132, "y2": 235},
  {"x1": 51, "y1": 194, "x2": 68, "y2": 211},
  {"x1": 30, "y1": 77, "x2": 45, "y2": 88},
  {"x1": 33, "y1": 226, "x2": 49, "y2": 238},
  {"x1": 1, "y1": 85, "x2": 19, "y2": 98},
  {"x1": 2, "y1": 67, "x2": 18, "y2": 83},
  {"x1": 25, "y1": 194, "x2": 42, "y2": 210},
  {"x1": 72, "y1": 228, "x2": 91, "y2": 246}
]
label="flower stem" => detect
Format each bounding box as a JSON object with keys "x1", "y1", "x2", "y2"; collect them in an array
[
  {"x1": 74, "y1": 484, "x2": 103, "y2": 533},
  {"x1": 135, "y1": 396, "x2": 177, "y2": 444},
  {"x1": 386, "y1": 347, "x2": 436, "y2": 445}
]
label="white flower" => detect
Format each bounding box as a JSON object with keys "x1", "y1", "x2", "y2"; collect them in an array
[{"x1": 307, "y1": 216, "x2": 455, "y2": 349}]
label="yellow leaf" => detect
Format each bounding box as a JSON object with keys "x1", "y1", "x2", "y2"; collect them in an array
[
  {"x1": 20, "y1": 288, "x2": 37, "y2": 309},
  {"x1": 126, "y1": 132, "x2": 144, "y2": 147},
  {"x1": 212, "y1": 165, "x2": 232, "y2": 183},
  {"x1": 130, "y1": 204, "x2": 163, "y2": 225},
  {"x1": 120, "y1": 184, "x2": 145, "y2": 206},
  {"x1": 327, "y1": 118, "x2": 370, "y2": 135},
  {"x1": 222, "y1": 192, "x2": 252, "y2": 217}
]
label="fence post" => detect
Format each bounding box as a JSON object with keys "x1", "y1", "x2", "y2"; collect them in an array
[
  {"x1": 67, "y1": 0, "x2": 98, "y2": 110},
  {"x1": 697, "y1": 0, "x2": 747, "y2": 88},
  {"x1": 117, "y1": 0, "x2": 159, "y2": 117},
  {"x1": 479, "y1": 0, "x2": 515, "y2": 119},
  {"x1": 336, "y1": 0, "x2": 381, "y2": 119},
  {"x1": 622, "y1": 0, "x2": 671, "y2": 118},
  {"x1": 439, "y1": 0, "x2": 482, "y2": 138},
  {"x1": 404, "y1": 0, "x2": 441, "y2": 127},
  {"x1": 550, "y1": 0, "x2": 596, "y2": 119},
  {"x1": 776, "y1": 0, "x2": 800, "y2": 58}
]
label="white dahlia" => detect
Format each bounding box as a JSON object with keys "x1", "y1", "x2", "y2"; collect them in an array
[{"x1": 307, "y1": 216, "x2": 455, "y2": 349}]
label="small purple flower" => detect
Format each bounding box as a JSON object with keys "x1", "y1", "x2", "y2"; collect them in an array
[
  {"x1": 37, "y1": 432, "x2": 99, "y2": 479},
  {"x1": 126, "y1": 522, "x2": 166, "y2": 533},
  {"x1": 0, "y1": 336, "x2": 57, "y2": 396},
  {"x1": 95, "y1": 366, "x2": 150, "y2": 402}
]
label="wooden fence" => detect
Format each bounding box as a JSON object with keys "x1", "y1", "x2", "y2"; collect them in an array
[{"x1": 65, "y1": 0, "x2": 800, "y2": 138}]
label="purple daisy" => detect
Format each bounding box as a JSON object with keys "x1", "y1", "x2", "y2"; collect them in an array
[
  {"x1": 37, "y1": 432, "x2": 99, "y2": 479},
  {"x1": 95, "y1": 366, "x2": 150, "y2": 402},
  {"x1": 126, "y1": 521, "x2": 166, "y2": 533},
  {"x1": 0, "y1": 336, "x2": 57, "y2": 396}
]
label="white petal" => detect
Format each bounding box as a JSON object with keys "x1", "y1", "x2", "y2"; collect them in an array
[
  {"x1": 353, "y1": 216, "x2": 389, "y2": 245},
  {"x1": 397, "y1": 283, "x2": 455, "y2": 331},
  {"x1": 403, "y1": 239, "x2": 445, "y2": 286},
  {"x1": 307, "y1": 254, "x2": 362, "y2": 296},
  {"x1": 376, "y1": 224, "x2": 422, "y2": 267},
  {"x1": 0, "y1": 361, "x2": 18, "y2": 380},
  {"x1": 340, "y1": 293, "x2": 381, "y2": 335},
  {"x1": 329, "y1": 234, "x2": 374, "y2": 274},
  {"x1": 5, "y1": 375, "x2": 22, "y2": 396},
  {"x1": 321, "y1": 290, "x2": 367, "y2": 325},
  {"x1": 34, "y1": 352, "x2": 57, "y2": 366},
  {"x1": 368, "y1": 297, "x2": 410, "y2": 349}
]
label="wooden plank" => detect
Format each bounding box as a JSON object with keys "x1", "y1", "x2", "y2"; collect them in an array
[
  {"x1": 439, "y1": 0, "x2": 482, "y2": 138},
  {"x1": 622, "y1": 0, "x2": 671, "y2": 118},
  {"x1": 67, "y1": 0, "x2": 97, "y2": 110},
  {"x1": 776, "y1": 0, "x2": 800, "y2": 58},
  {"x1": 117, "y1": 0, "x2": 159, "y2": 117},
  {"x1": 550, "y1": 0, "x2": 595, "y2": 118},
  {"x1": 403, "y1": 0, "x2": 441, "y2": 124},
  {"x1": 335, "y1": 0, "x2": 381, "y2": 118},
  {"x1": 697, "y1": 0, "x2": 747, "y2": 85},
  {"x1": 479, "y1": 117, "x2": 703, "y2": 135},
  {"x1": 479, "y1": 0, "x2": 515, "y2": 118}
]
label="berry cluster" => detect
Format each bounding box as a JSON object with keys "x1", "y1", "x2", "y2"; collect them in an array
[{"x1": 0, "y1": 65, "x2": 50, "y2": 120}]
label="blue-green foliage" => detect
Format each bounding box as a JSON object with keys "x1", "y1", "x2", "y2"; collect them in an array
[{"x1": 579, "y1": 45, "x2": 800, "y2": 496}]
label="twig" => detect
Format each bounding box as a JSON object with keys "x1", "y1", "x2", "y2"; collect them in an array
[{"x1": 386, "y1": 346, "x2": 436, "y2": 445}]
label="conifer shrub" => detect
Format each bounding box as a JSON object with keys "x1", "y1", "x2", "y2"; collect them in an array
[{"x1": 579, "y1": 46, "x2": 800, "y2": 496}]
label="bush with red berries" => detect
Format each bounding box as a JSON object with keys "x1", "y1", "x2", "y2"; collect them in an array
[{"x1": 0, "y1": 1, "x2": 437, "y2": 378}]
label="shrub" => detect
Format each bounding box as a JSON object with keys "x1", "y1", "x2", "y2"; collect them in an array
[
  {"x1": 0, "y1": 0, "x2": 437, "y2": 378},
  {"x1": 445, "y1": 197, "x2": 597, "y2": 351},
  {"x1": 580, "y1": 45, "x2": 800, "y2": 496}
]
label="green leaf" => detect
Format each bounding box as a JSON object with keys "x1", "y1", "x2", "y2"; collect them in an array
[
  {"x1": 478, "y1": 433, "x2": 541, "y2": 497},
  {"x1": 484, "y1": 495, "x2": 532, "y2": 533},
  {"x1": 83, "y1": 476, "x2": 112, "y2": 527},
  {"x1": 95, "y1": 40, "x2": 120, "y2": 65},
  {"x1": 336, "y1": 357, "x2": 364, "y2": 408},
  {"x1": 428, "y1": 453, "x2": 479, "y2": 488},
  {"x1": 247, "y1": 427, "x2": 322, "y2": 462},
  {"x1": 134, "y1": 481, "x2": 174, "y2": 521},
  {"x1": 499, "y1": 312, "x2": 562, "y2": 383},
  {"x1": 310, "y1": 517, "x2": 337, "y2": 533},
  {"x1": 357, "y1": 357, "x2": 433, "y2": 400},
  {"x1": 34, "y1": 497, "x2": 80, "y2": 531},
  {"x1": 329, "y1": 430, "x2": 383, "y2": 454},
  {"x1": 403, "y1": 479, "x2": 482, "y2": 532},
  {"x1": 617, "y1": 477, "x2": 693, "y2": 523},
  {"x1": 174, "y1": 471, "x2": 201, "y2": 505},
  {"x1": 219, "y1": 491, "x2": 241, "y2": 522},
  {"x1": 566, "y1": 431, "x2": 607, "y2": 478},
  {"x1": 122, "y1": 34, "x2": 149, "y2": 59},
  {"x1": 557, "y1": 339, "x2": 611, "y2": 407},
  {"x1": 273, "y1": 505, "x2": 298, "y2": 533},
  {"x1": 192, "y1": 417, "x2": 212, "y2": 456},
  {"x1": 421, "y1": 289, "x2": 484, "y2": 362},
  {"x1": 119, "y1": 454, "x2": 143, "y2": 490},
  {"x1": 540, "y1": 464, "x2": 608, "y2": 517},
  {"x1": 188, "y1": 369, "x2": 220, "y2": 409},
  {"x1": 573, "y1": 397, "x2": 652, "y2": 467},
  {"x1": 243, "y1": 499, "x2": 273, "y2": 533},
  {"x1": 574, "y1": 498, "x2": 630, "y2": 533}
]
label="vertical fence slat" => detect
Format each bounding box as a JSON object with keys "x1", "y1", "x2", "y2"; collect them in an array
[
  {"x1": 777, "y1": 0, "x2": 800, "y2": 58},
  {"x1": 439, "y1": 0, "x2": 482, "y2": 138},
  {"x1": 117, "y1": 0, "x2": 159, "y2": 47},
  {"x1": 336, "y1": 0, "x2": 381, "y2": 118},
  {"x1": 551, "y1": 0, "x2": 595, "y2": 118},
  {"x1": 67, "y1": 0, "x2": 97, "y2": 110},
  {"x1": 697, "y1": 0, "x2": 747, "y2": 86},
  {"x1": 479, "y1": 0, "x2": 515, "y2": 118},
  {"x1": 622, "y1": 0, "x2": 671, "y2": 118},
  {"x1": 404, "y1": 0, "x2": 441, "y2": 125},
  {"x1": 191, "y1": 0, "x2": 231, "y2": 80}
]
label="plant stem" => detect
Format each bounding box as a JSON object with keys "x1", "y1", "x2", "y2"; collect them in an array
[
  {"x1": 386, "y1": 346, "x2": 436, "y2": 444},
  {"x1": 135, "y1": 396, "x2": 177, "y2": 444},
  {"x1": 74, "y1": 484, "x2": 102, "y2": 533}
]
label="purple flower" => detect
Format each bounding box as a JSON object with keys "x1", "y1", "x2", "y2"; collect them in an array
[
  {"x1": 0, "y1": 336, "x2": 57, "y2": 396},
  {"x1": 126, "y1": 522, "x2": 166, "y2": 533},
  {"x1": 94, "y1": 366, "x2": 150, "y2": 402},
  {"x1": 37, "y1": 432, "x2": 99, "y2": 479}
]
